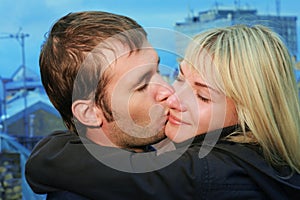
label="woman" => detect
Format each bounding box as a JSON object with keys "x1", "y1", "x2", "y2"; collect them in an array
[
  {"x1": 166, "y1": 24, "x2": 300, "y2": 174},
  {"x1": 26, "y1": 24, "x2": 300, "y2": 199}
]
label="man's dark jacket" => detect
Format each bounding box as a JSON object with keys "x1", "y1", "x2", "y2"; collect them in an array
[{"x1": 25, "y1": 127, "x2": 300, "y2": 199}]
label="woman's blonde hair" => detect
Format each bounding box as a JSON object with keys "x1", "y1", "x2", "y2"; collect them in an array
[{"x1": 185, "y1": 24, "x2": 300, "y2": 172}]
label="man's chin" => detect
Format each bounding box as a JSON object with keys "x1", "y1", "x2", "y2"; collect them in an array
[{"x1": 128, "y1": 131, "x2": 166, "y2": 148}]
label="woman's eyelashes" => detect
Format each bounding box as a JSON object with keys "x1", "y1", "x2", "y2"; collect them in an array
[{"x1": 197, "y1": 94, "x2": 211, "y2": 103}]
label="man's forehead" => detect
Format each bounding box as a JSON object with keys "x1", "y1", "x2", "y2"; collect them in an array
[{"x1": 97, "y1": 39, "x2": 153, "y2": 61}]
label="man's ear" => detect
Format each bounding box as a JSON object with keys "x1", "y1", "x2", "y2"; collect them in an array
[{"x1": 72, "y1": 100, "x2": 102, "y2": 127}]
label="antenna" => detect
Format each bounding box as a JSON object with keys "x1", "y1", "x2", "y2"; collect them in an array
[
  {"x1": 0, "y1": 77, "x2": 6, "y2": 132},
  {"x1": 214, "y1": 0, "x2": 219, "y2": 10},
  {"x1": 0, "y1": 28, "x2": 30, "y2": 136},
  {"x1": 234, "y1": 0, "x2": 241, "y2": 10},
  {"x1": 276, "y1": 0, "x2": 280, "y2": 16}
]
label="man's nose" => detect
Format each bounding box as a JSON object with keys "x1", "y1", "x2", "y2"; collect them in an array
[
  {"x1": 155, "y1": 82, "x2": 175, "y2": 102},
  {"x1": 151, "y1": 74, "x2": 175, "y2": 102}
]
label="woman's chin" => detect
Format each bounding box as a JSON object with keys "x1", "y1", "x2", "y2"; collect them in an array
[{"x1": 165, "y1": 122, "x2": 196, "y2": 143}]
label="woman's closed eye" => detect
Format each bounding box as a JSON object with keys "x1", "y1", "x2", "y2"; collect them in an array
[{"x1": 197, "y1": 94, "x2": 211, "y2": 103}]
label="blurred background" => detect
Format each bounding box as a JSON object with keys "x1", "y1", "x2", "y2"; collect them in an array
[{"x1": 0, "y1": 0, "x2": 299, "y2": 199}]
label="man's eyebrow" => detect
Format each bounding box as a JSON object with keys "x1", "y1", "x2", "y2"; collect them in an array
[
  {"x1": 139, "y1": 71, "x2": 151, "y2": 82},
  {"x1": 134, "y1": 56, "x2": 159, "y2": 86},
  {"x1": 132, "y1": 70, "x2": 152, "y2": 89}
]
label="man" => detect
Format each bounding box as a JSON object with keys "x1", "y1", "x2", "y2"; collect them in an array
[
  {"x1": 38, "y1": 11, "x2": 173, "y2": 151},
  {"x1": 26, "y1": 11, "x2": 177, "y2": 198}
]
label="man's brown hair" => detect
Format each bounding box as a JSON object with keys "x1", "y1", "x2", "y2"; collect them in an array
[{"x1": 40, "y1": 11, "x2": 146, "y2": 132}]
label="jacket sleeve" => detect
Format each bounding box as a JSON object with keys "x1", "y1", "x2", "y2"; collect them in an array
[{"x1": 25, "y1": 131, "x2": 202, "y2": 200}]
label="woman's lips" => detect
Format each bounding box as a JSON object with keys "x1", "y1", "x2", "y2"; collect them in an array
[{"x1": 168, "y1": 114, "x2": 189, "y2": 125}]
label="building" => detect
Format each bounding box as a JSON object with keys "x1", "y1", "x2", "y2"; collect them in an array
[
  {"x1": 0, "y1": 66, "x2": 66, "y2": 149},
  {"x1": 175, "y1": 6, "x2": 298, "y2": 57},
  {"x1": 0, "y1": 133, "x2": 45, "y2": 200}
]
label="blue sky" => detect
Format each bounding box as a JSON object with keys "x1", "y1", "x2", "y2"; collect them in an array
[{"x1": 0, "y1": 0, "x2": 299, "y2": 77}]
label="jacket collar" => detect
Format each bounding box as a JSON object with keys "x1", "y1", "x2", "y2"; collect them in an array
[{"x1": 174, "y1": 125, "x2": 240, "y2": 148}]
